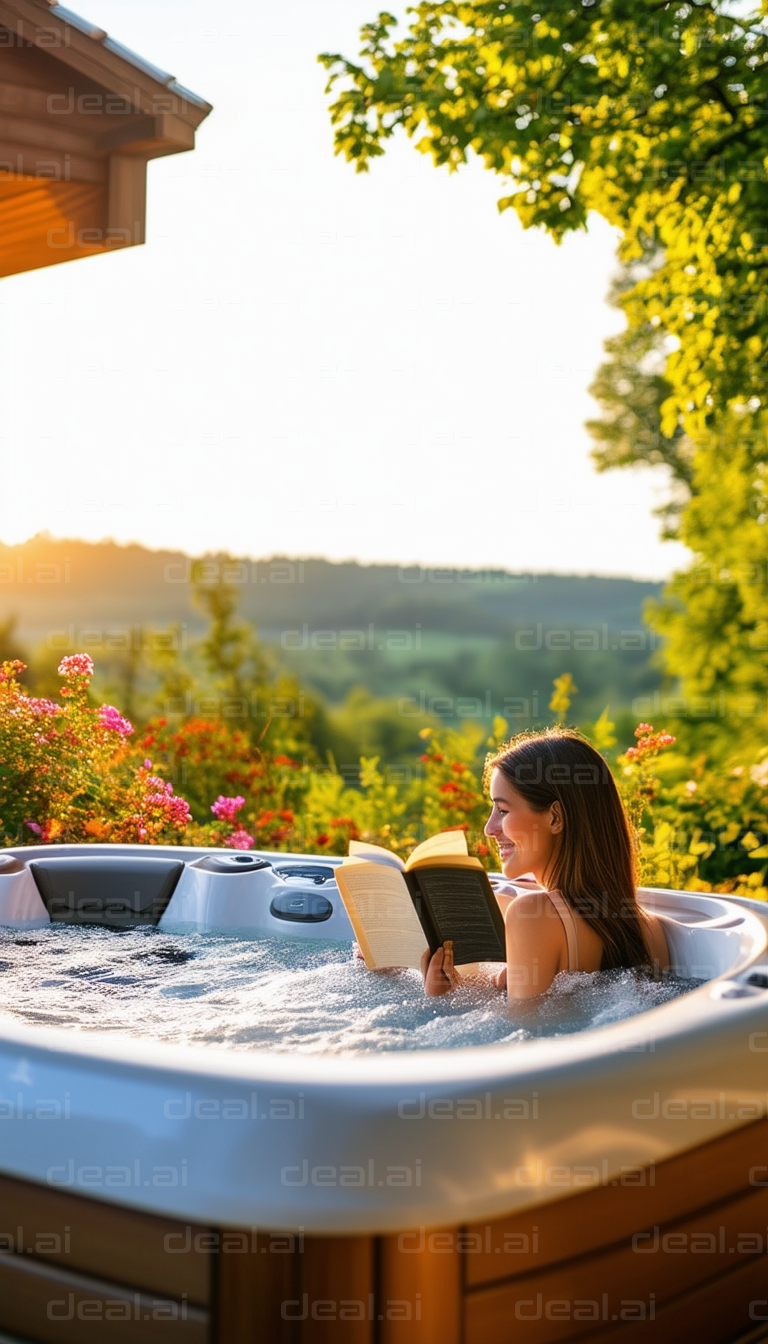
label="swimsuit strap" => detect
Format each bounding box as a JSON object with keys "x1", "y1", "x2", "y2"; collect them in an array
[{"x1": 546, "y1": 889, "x2": 579, "y2": 972}]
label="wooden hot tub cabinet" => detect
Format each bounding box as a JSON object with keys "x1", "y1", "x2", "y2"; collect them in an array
[{"x1": 2, "y1": 1118, "x2": 768, "y2": 1344}]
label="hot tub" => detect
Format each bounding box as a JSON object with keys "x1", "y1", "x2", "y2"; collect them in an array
[{"x1": 1, "y1": 843, "x2": 767, "y2": 1343}]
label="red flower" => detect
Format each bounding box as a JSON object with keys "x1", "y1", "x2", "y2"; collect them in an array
[{"x1": 316, "y1": 833, "x2": 329, "y2": 847}]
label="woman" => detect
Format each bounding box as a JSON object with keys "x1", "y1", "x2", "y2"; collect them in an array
[{"x1": 422, "y1": 728, "x2": 670, "y2": 998}]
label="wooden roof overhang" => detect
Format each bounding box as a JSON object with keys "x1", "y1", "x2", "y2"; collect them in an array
[{"x1": 0, "y1": 0, "x2": 212, "y2": 277}]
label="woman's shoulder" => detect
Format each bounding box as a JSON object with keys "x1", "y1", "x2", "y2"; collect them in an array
[{"x1": 504, "y1": 891, "x2": 566, "y2": 949}]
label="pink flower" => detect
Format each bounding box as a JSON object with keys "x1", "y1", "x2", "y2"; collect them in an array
[
  {"x1": 58, "y1": 654, "x2": 94, "y2": 680},
  {"x1": 143, "y1": 758, "x2": 152, "y2": 769},
  {"x1": 211, "y1": 795, "x2": 246, "y2": 822},
  {"x1": 21, "y1": 697, "x2": 58, "y2": 717},
  {"x1": 25, "y1": 821, "x2": 42, "y2": 835},
  {"x1": 228, "y1": 829, "x2": 254, "y2": 850},
  {"x1": 99, "y1": 704, "x2": 133, "y2": 737},
  {"x1": 171, "y1": 799, "x2": 191, "y2": 826}
]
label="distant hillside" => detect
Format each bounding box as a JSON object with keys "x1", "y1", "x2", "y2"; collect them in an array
[
  {"x1": 0, "y1": 536, "x2": 662, "y2": 640},
  {"x1": 0, "y1": 536, "x2": 667, "y2": 725}
]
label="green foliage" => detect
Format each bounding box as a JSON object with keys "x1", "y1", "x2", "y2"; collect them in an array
[
  {"x1": 321, "y1": 0, "x2": 768, "y2": 442},
  {"x1": 320, "y1": 1, "x2": 768, "y2": 727},
  {"x1": 588, "y1": 706, "x2": 617, "y2": 753},
  {"x1": 586, "y1": 249, "x2": 694, "y2": 540},
  {"x1": 617, "y1": 726, "x2": 768, "y2": 898},
  {"x1": 192, "y1": 558, "x2": 273, "y2": 723},
  {"x1": 549, "y1": 672, "x2": 577, "y2": 721},
  {"x1": 648, "y1": 409, "x2": 768, "y2": 708}
]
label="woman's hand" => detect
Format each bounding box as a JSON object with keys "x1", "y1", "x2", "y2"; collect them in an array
[{"x1": 421, "y1": 941, "x2": 460, "y2": 997}]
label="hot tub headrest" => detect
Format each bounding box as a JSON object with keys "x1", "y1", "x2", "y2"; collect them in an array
[{"x1": 29, "y1": 856, "x2": 184, "y2": 929}]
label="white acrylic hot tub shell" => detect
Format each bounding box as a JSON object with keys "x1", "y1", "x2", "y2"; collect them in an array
[{"x1": 0, "y1": 844, "x2": 767, "y2": 1234}]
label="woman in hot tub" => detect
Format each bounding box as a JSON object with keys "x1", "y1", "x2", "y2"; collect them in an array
[{"x1": 421, "y1": 728, "x2": 670, "y2": 999}]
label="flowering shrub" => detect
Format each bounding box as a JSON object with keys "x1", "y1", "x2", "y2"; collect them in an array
[
  {"x1": 2, "y1": 656, "x2": 767, "y2": 899},
  {"x1": 206, "y1": 795, "x2": 254, "y2": 850},
  {"x1": 0, "y1": 657, "x2": 189, "y2": 845},
  {"x1": 135, "y1": 716, "x2": 309, "y2": 850},
  {"x1": 98, "y1": 764, "x2": 192, "y2": 844}
]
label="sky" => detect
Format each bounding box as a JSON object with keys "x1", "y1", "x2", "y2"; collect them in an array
[{"x1": 0, "y1": 0, "x2": 690, "y2": 580}]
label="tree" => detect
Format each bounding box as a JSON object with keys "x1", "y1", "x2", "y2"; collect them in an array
[
  {"x1": 320, "y1": 1, "x2": 768, "y2": 718},
  {"x1": 586, "y1": 248, "x2": 694, "y2": 540},
  {"x1": 321, "y1": 1, "x2": 767, "y2": 439},
  {"x1": 647, "y1": 409, "x2": 768, "y2": 708}
]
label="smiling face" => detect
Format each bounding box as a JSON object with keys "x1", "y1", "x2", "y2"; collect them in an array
[{"x1": 484, "y1": 766, "x2": 563, "y2": 886}]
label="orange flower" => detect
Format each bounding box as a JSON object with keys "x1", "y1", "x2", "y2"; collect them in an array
[{"x1": 85, "y1": 818, "x2": 111, "y2": 840}]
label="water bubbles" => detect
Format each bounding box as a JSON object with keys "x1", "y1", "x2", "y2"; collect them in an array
[{"x1": 0, "y1": 927, "x2": 698, "y2": 1056}]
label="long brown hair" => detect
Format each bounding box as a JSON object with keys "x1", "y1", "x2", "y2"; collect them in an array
[{"x1": 484, "y1": 727, "x2": 650, "y2": 970}]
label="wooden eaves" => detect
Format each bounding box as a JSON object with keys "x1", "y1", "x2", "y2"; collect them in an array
[{"x1": 0, "y1": 0, "x2": 212, "y2": 277}]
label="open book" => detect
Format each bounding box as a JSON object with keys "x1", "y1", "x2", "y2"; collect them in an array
[{"x1": 335, "y1": 831, "x2": 507, "y2": 971}]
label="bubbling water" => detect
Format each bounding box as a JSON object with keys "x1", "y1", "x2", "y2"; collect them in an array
[{"x1": 0, "y1": 926, "x2": 698, "y2": 1055}]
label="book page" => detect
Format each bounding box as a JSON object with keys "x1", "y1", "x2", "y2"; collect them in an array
[
  {"x1": 408, "y1": 854, "x2": 484, "y2": 872},
  {"x1": 405, "y1": 829, "x2": 468, "y2": 871},
  {"x1": 348, "y1": 840, "x2": 405, "y2": 871},
  {"x1": 409, "y1": 867, "x2": 506, "y2": 965},
  {"x1": 335, "y1": 861, "x2": 428, "y2": 970}
]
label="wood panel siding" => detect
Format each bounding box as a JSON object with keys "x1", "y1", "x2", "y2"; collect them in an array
[
  {"x1": 0, "y1": 1173, "x2": 212, "y2": 1304},
  {"x1": 0, "y1": 1251, "x2": 209, "y2": 1344},
  {"x1": 464, "y1": 1116, "x2": 768, "y2": 1288},
  {"x1": 379, "y1": 1231, "x2": 462, "y2": 1344},
  {"x1": 0, "y1": 179, "x2": 109, "y2": 275},
  {"x1": 577, "y1": 1256, "x2": 768, "y2": 1344},
  {"x1": 215, "y1": 1231, "x2": 298, "y2": 1344},
  {"x1": 464, "y1": 1184, "x2": 768, "y2": 1342}
]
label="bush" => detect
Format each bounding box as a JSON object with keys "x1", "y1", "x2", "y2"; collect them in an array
[{"x1": 1, "y1": 656, "x2": 766, "y2": 900}]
